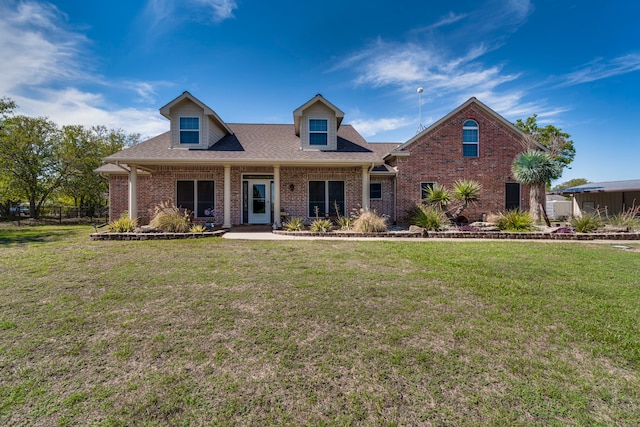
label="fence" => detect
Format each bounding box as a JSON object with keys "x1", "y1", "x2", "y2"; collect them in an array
[{"x1": 2, "y1": 206, "x2": 109, "y2": 224}]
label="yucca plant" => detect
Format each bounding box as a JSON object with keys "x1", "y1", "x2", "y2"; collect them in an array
[
  {"x1": 410, "y1": 204, "x2": 447, "y2": 231},
  {"x1": 423, "y1": 184, "x2": 451, "y2": 210},
  {"x1": 335, "y1": 216, "x2": 353, "y2": 230},
  {"x1": 494, "y1": 209, "x2": 535, "y2": 232},
  {"x1": 149, "y1": 201, "x2": 191, "y2": 232},
  {"x1": 450, "y1": 179, "x2": 482, "y2": 222},
  {"x1": 310, "y1": 218, "x2": 333, "y2": 232},
  {"x1": 189, "y1": 224, "x2": 207, "y2": 233},
  {"x1": 108, "y1": 213, "x2": 138, "y2": 232},
  {"x1": 571, "y1": 212, "x2": 603, "y2": 233},
  {"x1": 352, "y1": 209, "x2": 387, "y2": 233},
  {"x1": 283, "y1": 216, "x2": 305, "y2": 231}
]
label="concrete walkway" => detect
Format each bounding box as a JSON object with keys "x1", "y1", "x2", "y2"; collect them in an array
[{"x1": 221, "y1": 230, "x2": 640, "y2": 246}]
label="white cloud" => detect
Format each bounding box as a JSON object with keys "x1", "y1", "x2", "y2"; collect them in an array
[
  {"x1": 0, "y1": 1, "x2": 87, "y2": 94},
  {"x1": 350, "y1": 117, "x2": 412, "y2": 138},
  {"x1": 193, "y1": 0, "x2": 237, "y2": 22},
  {"x1": 0, "y1": 1, "x2": 170, "y2": 138},
  {"x1": 144, "y1": 0, "x2": 237, "y2": 28},
  {"x1": 562, "y1": 53, "x2": 640, "y2": 86}
]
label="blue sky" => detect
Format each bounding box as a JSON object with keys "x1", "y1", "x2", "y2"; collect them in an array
[{"x1": 1, "y1": 0, "x2": 639, "y2": 184}]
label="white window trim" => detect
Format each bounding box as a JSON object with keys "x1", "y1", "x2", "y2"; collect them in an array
[
  {"x1": 462, "y1": 119, "x2": 479, "y2": 157},
  {"x1": 179, "y1": 116, "x2": 201, "y2": 145},
  {"x1": 308, "y1": 118, "x2": 328, "y2": 146}
]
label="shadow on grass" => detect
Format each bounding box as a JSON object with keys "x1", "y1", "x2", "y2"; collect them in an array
[{"x1": 0, "y1": 226, "x2": 79, "y2": 245}]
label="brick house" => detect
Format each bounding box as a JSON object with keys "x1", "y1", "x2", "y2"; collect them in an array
[{"x1": 97, "y1": 92, "x2": 531, "y2": 227}]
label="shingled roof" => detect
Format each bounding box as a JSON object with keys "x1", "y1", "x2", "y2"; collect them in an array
[{"x1": 103, "y1": 123, "x2": 400, "y2": 167}]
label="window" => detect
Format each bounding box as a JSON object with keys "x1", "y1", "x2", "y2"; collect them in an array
[
  {"x1": 309, "y1": 119, "x2": 328, "y2": 146},
  {"x1": 180, "y1": 117, "x2": 200, "y2": 144},
  {"x1": 505, "y1": 183, "x2": 520, "y2": 210},
  {"x1": 370, "y1": 182, "x2": 382, "y2": 200},
  {"x1": 309, "y1": 180, "x2": 345, "y2": 216},
  {"x1": 176, "y1": 180, "x2": 215, "y2": 217},
  {"x1": 420, "y1": 182, "x2": 435, "y2": 201},
  {"x1": 463, "y1": 120, "x2": 478, "y2": 157}
]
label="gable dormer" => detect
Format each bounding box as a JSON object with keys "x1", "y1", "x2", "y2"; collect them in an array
[
  {"x1": 160, "y1": 91, "x2": 232, "y2": 149},
  {"x1": 293, "y1": 94, "x2": 344, "y2": 151}
]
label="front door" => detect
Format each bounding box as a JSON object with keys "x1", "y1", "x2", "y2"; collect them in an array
[{"x1": 248, "y1": 180, "x2": 271, "y2": 224}]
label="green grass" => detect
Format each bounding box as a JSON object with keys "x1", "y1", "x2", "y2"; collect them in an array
[{"x1": 1, "y1": 225, "x2": 639, "y2": 426}]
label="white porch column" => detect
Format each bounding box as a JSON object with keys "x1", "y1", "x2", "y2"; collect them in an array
[
  {"x1": 273, "y1": 165, "x2": 281, "y2": 227},
  {"x1": 362, "y1": 165, "x2": 370, "y2": 211},
  {"x1": 223, "y1": 165, "x2": 231, "y2": 228},
  {"x1": 128, "y1": 165, "x2": 138, "y2": 220}
]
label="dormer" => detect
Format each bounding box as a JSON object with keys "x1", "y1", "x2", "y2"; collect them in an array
[
  {"x1": 160, "y1": 91, "x2": 232, "y2": 149},
  {"x1": 293, "y1": 94, "x2": 344, "y2": 151}
]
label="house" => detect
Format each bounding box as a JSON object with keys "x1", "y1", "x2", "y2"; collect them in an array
[
  {"x1": 550, "y1": 179, "x2": 640, "y2": 217},
  {"x1": 96, "y1": 92, "x2": 531, "y2": 227}
]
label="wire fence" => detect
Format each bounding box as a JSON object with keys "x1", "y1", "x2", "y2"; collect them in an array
[{"x1": 1, "y1": 206, "x2": 109, "y2": 224}]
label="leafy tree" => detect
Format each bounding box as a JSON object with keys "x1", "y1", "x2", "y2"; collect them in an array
[
  {"x1": 0, "y1": 97, "x2": 18, "y2": 215},
  {"x1": 0, "y1": 97, "x2": 16, "y2": 118},
  {"x1": 0, "y1": 115, "x2": 68, "y2": 218},
  {"x1": 515, "y1": 114, "x2": 575, "y2": 179},
  {"x1": 511, "y1": 150, "x2": 561, "y2": 223},
  {"x1": 59, "y1": 125, "x2": 139, "y2": 212},
  {"x1": 552, "y1": 178, "x2": 589, "y2": 191}
]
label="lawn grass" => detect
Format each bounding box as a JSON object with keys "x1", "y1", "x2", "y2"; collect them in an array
[{"x1": 0, "y1": 225, "x2": 638, "y2": 426}]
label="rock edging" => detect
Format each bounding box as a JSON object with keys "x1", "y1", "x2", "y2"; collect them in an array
[{"x1": 90, "y1": 230, "x2": 227, "y2": 241}]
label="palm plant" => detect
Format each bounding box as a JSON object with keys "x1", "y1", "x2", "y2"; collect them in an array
[
  {"x1": 450, "y1": 180, "x2": 482, "y2": 222},
  {"x1": 423, "y1": 184, "x2": 451, "y2": 210},
  {"x1": 511, "y1": 150, "x2": 561, "y2": 223}
]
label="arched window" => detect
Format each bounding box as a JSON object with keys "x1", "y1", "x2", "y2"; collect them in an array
[{"x1": 463, "y1": 120, "x2": 478, "y2": 157}]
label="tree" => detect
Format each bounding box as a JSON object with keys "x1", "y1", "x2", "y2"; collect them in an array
[
  {"x1": 515, "y1": 114, "x2": 575, "y2": 179},
  {"x1": 0, "y1": 115, "x2": 68, "y2": 218},
  {"x1": 552, "y1": 178, "x2": 589, "y2": 191},
  {"x1": 59, "y1": 125, "x2": 138, "y2": 211},
  {"x1": 511, "y1": 150, "x2": 561, "y2": 223},
  {"x1": 423, "y1": 180, "x2": 482, "y2": 223}
]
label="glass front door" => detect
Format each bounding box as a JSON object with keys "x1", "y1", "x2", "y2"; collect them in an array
[{"x1": 248, "y1": 180, "x2": 271, "y2": 224}]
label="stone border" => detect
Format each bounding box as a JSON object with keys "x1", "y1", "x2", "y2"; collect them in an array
[
  {"x1": 427, "y1": 231, "x2": 640, "y2": 240},
  {"x1": 90, "y1": 230, "x2": 227, "y2": 241},
  {"x1": 274, "y1": 230, "x2": 424, "y2": 238},
  {"x1": 273, "y1": 230, "x2": 640, "y2": 240}
]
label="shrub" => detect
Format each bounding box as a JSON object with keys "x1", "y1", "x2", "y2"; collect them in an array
[
  {"x1": 283, "y1": 217, "x2": 305, "y2": 231},
  {"x1": 494, "y1": 209, "x2": 535, "y2": 232},
  {"x1": 607, "y1": 206, "x2": 640, "y2": 230},
  {"x1": 352, "y1": 209, "x2": 387, "y2": 233},
  {"x1": 571, "y1": 212, "x2": 603, "y2": 233},
  {"x1": 336, "y1": 216, "x2": 353, "y2": 230},
  {"x1": 190, "y1": 224, "x2": 207, "y2": 233},
  {"x1": 108, "y1": 213, "x2": 138, "y2": 232},
  {"x1": 310, "y1": 218, "x2": 333, "y2": 232},
  {"x1": 410, "y1": 204, "x2": 447, "y2": 231},
  {"x1": 149, "y1": 201, "x2": 191, "y2": 233}
]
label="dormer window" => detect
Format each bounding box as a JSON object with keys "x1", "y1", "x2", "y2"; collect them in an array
[
  {"x1": 463, "y1": 120, "x2": 478, "y2": 157},
  {"x1": 309, "y1": 119, "x2": 328, "y2": 146},
  {"x1": 180, "y1": 117, "x2": 200, "y2": 144}
]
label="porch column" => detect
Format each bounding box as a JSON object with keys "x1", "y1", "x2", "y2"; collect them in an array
[
  {"x1": 128, "y1": 165, "x2": 138, "y2": 220},
  {"x1": 273, "y1": 165, "x2": 281, "y2": 227},
  {"x1": 362, "y1": 165, "x2": 370, "y2": 211},
  {"x1": 223, "y1": 165, "x2": 231, "y2": 228}
]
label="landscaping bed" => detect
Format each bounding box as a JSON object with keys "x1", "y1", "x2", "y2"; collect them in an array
[{"x1": 90, "y1": 229, "x2": 226, "y2": 240}]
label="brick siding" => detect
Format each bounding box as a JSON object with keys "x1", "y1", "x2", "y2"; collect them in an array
[{"x1": 392, "y1": 103, "x2": 529, "y2": 222}]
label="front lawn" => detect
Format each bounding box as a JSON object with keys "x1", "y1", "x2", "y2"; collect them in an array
[{"x1": 0, "y1": 226, "x2": 638, "y2": 426}]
